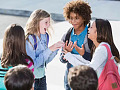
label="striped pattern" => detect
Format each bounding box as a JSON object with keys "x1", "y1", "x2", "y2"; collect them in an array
[{"x1": 25, "y1": 59, "x2": 34, "y2": 72}]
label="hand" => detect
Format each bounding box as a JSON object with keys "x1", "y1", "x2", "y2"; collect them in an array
[
  {"x1": 49, "y1": 41, "x2": 64, "y2": 51},
  {"x1": 64, "y1": 41, "x2": 74, "y2": 52},
  {"x1": 74, "y1": 41, "x2": 85, "y2": 56},
  {"x1": 61, "y1": 51, "x2": 68, "y2": 61}
]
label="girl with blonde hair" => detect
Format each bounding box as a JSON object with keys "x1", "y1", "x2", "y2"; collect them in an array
[{"x1": 25, "y1": 9, "x2": 64, "y2": 90}]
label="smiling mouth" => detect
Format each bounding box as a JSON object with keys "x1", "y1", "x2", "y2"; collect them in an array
[
  {"x1": 88, "y1": 31, "x2": 90, "y2": 34},
  {"x1": 44, "y1": 28, "x2": 46, "y2": 32}
]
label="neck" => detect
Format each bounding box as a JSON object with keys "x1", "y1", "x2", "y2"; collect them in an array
[
  {"x1": 93, "y1": 40, "x2": 100, "y2": 48},
  {"x1": 74, "y1": 26, "x2": 85, "y2": 35}
]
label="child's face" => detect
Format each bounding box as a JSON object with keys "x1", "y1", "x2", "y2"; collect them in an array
[
  {"x1": 88, "y1": 21, "x2": 97, "y2": 41},
  {"x1": 39, "y1": 17, "x2": 50, "y2": 34},
  {"x1": 69, "y1": 12, "x2": 85, "y2": 30}
]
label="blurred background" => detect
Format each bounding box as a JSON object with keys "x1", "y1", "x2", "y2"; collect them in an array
[{"x1": 0, "y1": 0, "x2": 120, "y2": 90}]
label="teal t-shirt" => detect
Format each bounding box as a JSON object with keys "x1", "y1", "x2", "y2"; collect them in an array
[{"x1": 0, "y1": 60, "x2": 12, "y2": 90}]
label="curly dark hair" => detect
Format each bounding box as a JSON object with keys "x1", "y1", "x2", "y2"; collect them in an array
[
  {"x1": 63, "y1": 0, "x2": 92, "y2": 26},
  {"x1": 68, "y1": 65, "x2": 98, "y2": 90}
]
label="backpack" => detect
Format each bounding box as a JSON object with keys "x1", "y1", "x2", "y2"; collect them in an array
[
  {"x1": 98, "y1": 44, "x2": 120, "y2": 90},
  {"x1": 31, "y1": 33, "x2": 49, "y2": 50}
]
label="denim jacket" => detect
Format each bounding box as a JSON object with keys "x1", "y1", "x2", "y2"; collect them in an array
[{"x1": 26, "y1": 34, "x2": 58, "y2": 78}]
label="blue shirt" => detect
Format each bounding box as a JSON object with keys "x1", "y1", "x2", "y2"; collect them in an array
[
  {"x1": 26, "y1": 33, "x2": 58, "y2": 78},
  {"x1": 71, "y1": 26, "x2": 88, "y2": 54}
]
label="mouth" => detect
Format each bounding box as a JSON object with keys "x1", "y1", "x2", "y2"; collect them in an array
[
  {"x1": 72, "y1": 24, "x2": 77, "y2": 26},
  {"x1": 44, "y1": 28, "x2": 46, "y2": 32},
  {"x1": 88, "y1": 31, "x2": 90, "y2": 34}
]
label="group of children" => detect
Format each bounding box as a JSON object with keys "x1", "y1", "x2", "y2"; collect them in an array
[{"x1": 0, "y1": 0, "x2": 120, "y2": 90}]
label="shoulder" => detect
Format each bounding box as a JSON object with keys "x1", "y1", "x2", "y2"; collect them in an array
[
  {"x1": 61, "y1": 27, "x2": 73, "y2": 42},
  {"x1": 26, "y1": 34, "x2": 39, "y2": 44},
  {"x1": 95, "y1": 42, "x2": 109, "y2": 55}
]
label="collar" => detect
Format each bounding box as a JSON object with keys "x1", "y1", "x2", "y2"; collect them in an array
[{"x1": 71, "y1": 25, "x2": 88, "y2": 37}]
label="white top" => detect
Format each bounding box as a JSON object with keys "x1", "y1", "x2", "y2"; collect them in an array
[{"x1": 64, "y1": 42, "x2": 111, "y2": 77}]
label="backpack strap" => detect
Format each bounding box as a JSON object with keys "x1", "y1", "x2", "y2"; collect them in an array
[
  {"x1": 102, "y1": 44, "x2": 112, "y2": 59},
  {"x1": 31, "y1": 33, "x2": 49, "y2": 50},
  {"x1": 64, "y1": 27, "x2": 73, "y2": 44},
  {"x1": 31, "y1": 34, "x2": 37, "y2": 50},
  {"x1": 46, "y1": 33, "x2": 49, "y2": 45}
]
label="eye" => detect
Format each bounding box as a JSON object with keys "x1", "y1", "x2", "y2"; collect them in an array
[{"x1": 76, "y1": 17, "x2": 79, "y2": 19}]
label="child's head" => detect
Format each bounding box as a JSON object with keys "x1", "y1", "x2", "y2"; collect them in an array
[
  {"x1": 68, "y1": 65, "x2": 98, "y2": 90},
  {"x1": 1, "y1": 24, "x2": 29, "y2": 68},
  {"x1": 88, "y1": 19, "x2": 119, "y2": 60},
  {"x1": 4, "y1": 65, "x2": 34, "y2": 90},
  {"x1": 63, "y1": 0, "x2": 92, "y2": 27},
  {"x1": 25, "y1": 9, "x2": 51, "y2": 35}
]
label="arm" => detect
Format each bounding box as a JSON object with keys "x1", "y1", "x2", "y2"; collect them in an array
[
  {"x1": 64, "y1": 45, "x2": 107, "y2": 70},
  {"x1": 46, "y1": 49, "x2": 59, "y2": 64},
  {"x1": 88, "y1": 46, "x2": 107, "y2": 70},
  {"x1": 26, "y1": 36, "x2": 53, "y2": 68},
  {"x1": 64, "y1": 52, "x2": 90, "y2": 66}
]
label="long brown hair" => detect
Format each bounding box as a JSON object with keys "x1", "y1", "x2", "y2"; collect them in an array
[
  {"x1": 91, "y1": 19, "x2": 119, "y2": 62},
  {"x1": 1, "y1": 24, "x2": 33, "y2": 68}
]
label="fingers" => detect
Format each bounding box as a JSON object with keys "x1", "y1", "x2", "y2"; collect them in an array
[
  {"x1": 69, "y1": 41, "x2": 73, "y2": 47},
  {"x1": 74, "y1": 41, "x2": 77, "y2": 45},
  {"x1": 65, "y1": 40, "x2": 68, "y2": 47},
  {"x1": 56, "y1": 41, "x2": 64, "y2": 47},
  {"x1": 81, "y1": 44, "x2": 84, "y2": 49}
]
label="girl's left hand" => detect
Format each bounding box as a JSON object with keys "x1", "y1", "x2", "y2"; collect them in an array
[{"x1": 74, "y1": 41, "x2": 85, "y2": 56}]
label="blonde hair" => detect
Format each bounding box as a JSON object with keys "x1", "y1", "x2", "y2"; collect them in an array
[{"x1": 25, "y1": 9, "x2": 52, "y2": 38}]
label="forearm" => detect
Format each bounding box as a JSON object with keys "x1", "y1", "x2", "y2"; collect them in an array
[
  {"x1": 46, "y1": 49, "x2": 59, "y2": 64},
  {"x1": 64, "y1": 52, "x2": 90, "y2": 66}
]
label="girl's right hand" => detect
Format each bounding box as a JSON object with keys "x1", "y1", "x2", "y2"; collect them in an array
[
  {"x1": 49, "y1": 41, "x2": 64, "y2": 51},
  {"x1": 74, "y1": 41, "x2": 85, "y2": 56}
]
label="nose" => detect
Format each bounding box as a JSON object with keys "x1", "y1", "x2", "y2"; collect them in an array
[{"x1": 47, "y1": 23, "x2": 50, "y2": 28}]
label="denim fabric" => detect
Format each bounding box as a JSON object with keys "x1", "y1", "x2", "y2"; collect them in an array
[
  {"x1": 64, "y1": 69, "x2": 70, "y2": 90},
  {"x1": 34, "y1": 76, "x2": 47, "y2": 90},
  {"x1": 64, "y1": 62, "x2": 73, "y2": 90},
  {"x1": 26, "y1": 34, "x2": 58, "y2": 78}
]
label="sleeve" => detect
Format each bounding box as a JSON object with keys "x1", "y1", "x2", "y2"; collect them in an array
[
  {"x1": 64, "y1": 52, "x2": 90, "y2": 66},
  {"x1": 64, "y1": 46, "x2": 108, "y2": 70},
  {"x1": 88, "y1": 46, "x2": 107, "y2": 70},
  {"x1": 26, "y1": 35, "x2": 53, "y2": 68},
  {"x1": 45, "y1": 49, "x2": 59, "y2": 64}
]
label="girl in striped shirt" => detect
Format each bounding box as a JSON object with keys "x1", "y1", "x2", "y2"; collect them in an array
[{"x1": 0, "y1": 24, "x2": 34, "y2": 90}]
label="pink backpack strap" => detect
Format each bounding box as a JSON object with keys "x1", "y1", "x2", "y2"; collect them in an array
[
  {"x1": 25, "y1": 59, "x2": 34, "y2": 72},
  {"x1": 101, "y1": 44, "x2": 112, "y2": 60}
]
